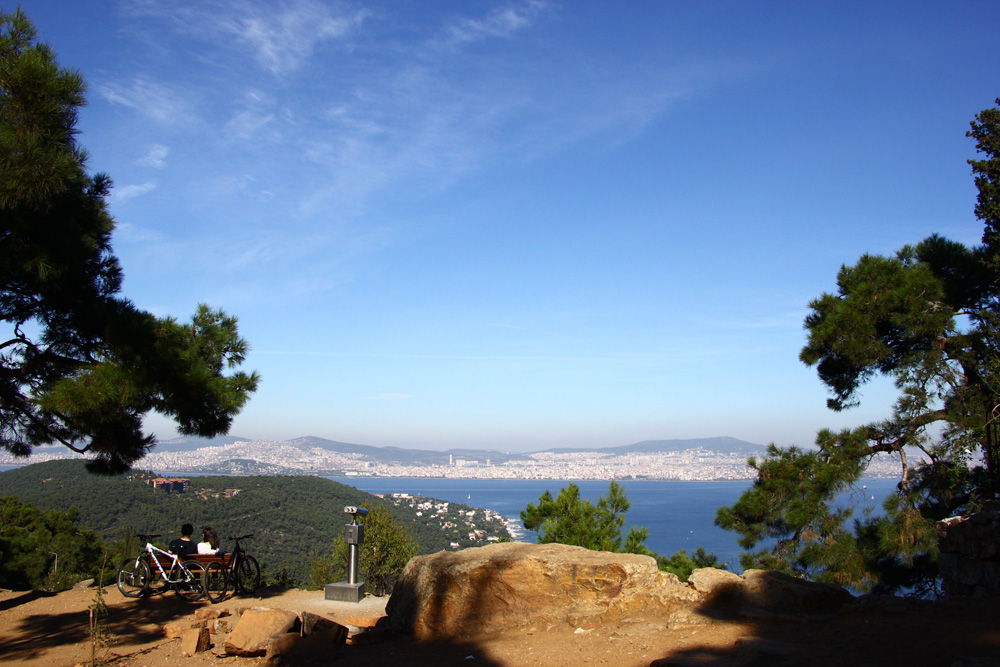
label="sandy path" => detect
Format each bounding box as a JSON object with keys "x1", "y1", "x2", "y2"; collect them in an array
[{"x1": 2, "y1": 584, "x2": 999, "y2": 667}]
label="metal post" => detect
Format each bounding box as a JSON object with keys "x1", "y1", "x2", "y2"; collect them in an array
[
  {"x1": 348, "y1": 542, "x2": 359, "y2": 584},
  {"x1": 324, "y1": 506, "x2": 368, "y2": 603}
]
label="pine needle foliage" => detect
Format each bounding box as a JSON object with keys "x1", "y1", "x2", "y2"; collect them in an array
[
  {"x1": 0, "y1": 9, "x2": 258, "y2": 474},
  {"x1": 521, "y1": 481, "x2": 654, "y2": 555},
  {"x1": 717, "y1": 100, "x2": 1000, "y2": 595}
]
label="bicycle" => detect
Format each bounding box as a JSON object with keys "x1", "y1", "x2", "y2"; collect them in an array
[
  {"x1": 116, "y1": 534, "x2": 206, "y2": 601},
  {"x1": 203, "y1": 533, "x2": 261, "y2": 602}
]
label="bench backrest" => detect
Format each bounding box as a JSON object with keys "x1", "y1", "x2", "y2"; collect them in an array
[
  {"x1": 154, "y1": 552, "x2": 232, "y2": 568},
  {"x1": 188, "y1": 553, "x2": 233, "y2": 566}
]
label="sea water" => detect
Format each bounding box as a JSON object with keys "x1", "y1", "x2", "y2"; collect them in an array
[{"x1": 326, "y1": 477, "x2": 902, "y2": 571}]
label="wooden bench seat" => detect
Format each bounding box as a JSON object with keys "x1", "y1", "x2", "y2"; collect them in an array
[
  {"x1": 153, "y1": 552, "x2": 232, "y2": 570},
  {"x1": 189, "y1": 553, "x2": 233, "y2": 567}
]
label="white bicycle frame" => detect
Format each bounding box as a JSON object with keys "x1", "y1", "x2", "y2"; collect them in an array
[{"x1": 143, "y1": 542, "x2": 197, "y2": 583}]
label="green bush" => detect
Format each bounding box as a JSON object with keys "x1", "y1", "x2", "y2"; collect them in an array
[
  {"x1": 0, "y1": 497, "x2": 105, "y2": 590},
  {"x1": 658, "y1": 547, "x2": 726, "y2": 582},
  {"x1": 314, "y1": 502, "x2": 417, "y2": 596}
]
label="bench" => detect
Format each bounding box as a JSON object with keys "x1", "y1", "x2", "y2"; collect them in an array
[
  {"x1": 153, "y1": 552, "x2": 233, "y2": 570},
  {"x1": 190, "y1": 553, "x2": 233, "y2": 567}
]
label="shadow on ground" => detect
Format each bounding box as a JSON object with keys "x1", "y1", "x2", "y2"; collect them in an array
[
  {"x1": 0, "y1": 587, "x2": 269, "y2": 664},
  {"x1": 646, "y1": 583, "x2": 1000, "y2": 666},
  {"x1": 0, "y1": 590, "x2": 56, "y2": 613}
]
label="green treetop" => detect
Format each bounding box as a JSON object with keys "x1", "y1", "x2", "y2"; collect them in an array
[
  {"x1": 717, "y1": 100, "x2": 1000, "y2": 595},
  {"x1": 0, "y1": 9, "x2": 259, "y2": 474},
  {"x1": 521, "y1": 481, "x2": 653, "y2": 555}
]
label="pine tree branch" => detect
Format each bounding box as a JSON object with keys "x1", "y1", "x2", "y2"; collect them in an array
[{"x1": 867, "y1": 409, "x2": 949, "y2": 455}]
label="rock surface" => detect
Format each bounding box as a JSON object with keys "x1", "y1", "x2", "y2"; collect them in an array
[
  {"x1": 179, "y1": 626, "x2": 210, "y2": 656},
  {"x1": 224, "y1": 608, "x2": 300, "y2": 657},
  {"x1": 686, "y1": 567, "x2": 743, "y2": 597},
  {"x1": 740, "y1": 569, "x2": 851, "y2": 614},
  {"x1": 386, "y1": 542, "x2": 698, "y2": 639},
  {"x1": 938, "y1": 501, "x2": 1000, "y2": 596},
  {"x1": 687, "y1": 567, "x2": 851, "y2": 615}
]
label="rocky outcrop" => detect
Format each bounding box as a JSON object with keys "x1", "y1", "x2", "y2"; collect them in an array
[
  {"x1": 688, "y1": 567, "x2": 852, "y2": 615},
  {"x1": 687, "y1": 567, "x2": 743, "y2": 598},
  {"x1": 740, "y1": 569, "x2": 852, "y2": 614},
  {"x1": 180, "y1": 626, "x2": 210, "y2": 656},
  {"x1": 224, "y1": 608, "x2": 300, "y2": 657},
  {"x1": 938, "y1": 501, "x2": 1000, "y2": 596},
  {"x1": 200, "y1": 606, "x2": 367, "y2": 663},
  {"x1": 386, "y1": 542, "x2": 699, "y2": 639}
]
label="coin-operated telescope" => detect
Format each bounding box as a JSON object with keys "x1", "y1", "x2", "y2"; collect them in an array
[{"x1": 324, "y1": 506, "x2": 370, "y2": 603}]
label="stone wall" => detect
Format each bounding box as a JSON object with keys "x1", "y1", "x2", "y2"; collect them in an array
[{"x1": 937, "y1": 500, "x2": 1000, "y2": 596}]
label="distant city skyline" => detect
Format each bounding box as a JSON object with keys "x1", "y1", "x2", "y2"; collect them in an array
[
  {"x1": 1, "y1": 434, "x2": 910, "y2": 481},
  {"x1": 16, "y1": 1, "x2": 1000, "y2": 453}
]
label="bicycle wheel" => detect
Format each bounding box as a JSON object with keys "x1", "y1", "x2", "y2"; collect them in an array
[
  {"x1": 175, "y1": 560, "x2": 206, "y2": 601},
  {"x1": 116, "y1": 557, "x2": 150, "y2": 598},
  {"x1": 203, "y1": 562, "x2": 228, "y2": 603},
  {"x1": 236, "y1": 555, "x2": 261, "y2": 594}
]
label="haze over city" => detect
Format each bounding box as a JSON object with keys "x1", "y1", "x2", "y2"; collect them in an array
[{"x1": 18, "y1": 1, "x2": 1000, "y2": 452}]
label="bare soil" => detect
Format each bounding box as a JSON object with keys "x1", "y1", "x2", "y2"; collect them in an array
[{"x1": 1, "y1": 584, "x2": 998, "y2": 666}]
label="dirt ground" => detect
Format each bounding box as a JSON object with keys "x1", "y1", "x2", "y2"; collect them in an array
[{"x1": 1, "y1": 583, "x2": 999, "y2": 667}]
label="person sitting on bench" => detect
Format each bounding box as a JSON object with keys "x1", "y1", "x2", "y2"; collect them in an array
[
  {"x1": 168, "y1": 523, "x2": 198, "y2": 557},
  {"x1": 198, "y1": 526, "x2": 222, "y2": 555}
]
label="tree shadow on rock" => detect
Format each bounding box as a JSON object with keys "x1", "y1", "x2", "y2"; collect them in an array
[{"x1": 380, "y1": 552, "x2": 516, "y2": 667}]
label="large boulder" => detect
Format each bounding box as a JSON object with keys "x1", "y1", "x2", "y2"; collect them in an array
[
  {"x1": 688, "y1": 567, "x2": 852, "y2": 615},
  {"x1": 740, "y1": 569, "x2": 852, "y2": 614},
  {"x1": 386, "y1": 542, "x2": 698, "y2": 639},
  {"x1": 937, "y1": 503, "x2": 1000, "y2": 596},
  {"x1": 224, "y1": 608, "x2": 300, "y2": 657},
  {"x1": 686, "y1": 567, "x2": 743, "y2": 598}
]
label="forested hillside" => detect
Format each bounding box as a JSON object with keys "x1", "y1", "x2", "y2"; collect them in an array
[{"x1": 0, "y1": 461, "x2": 509, "y2": 583}]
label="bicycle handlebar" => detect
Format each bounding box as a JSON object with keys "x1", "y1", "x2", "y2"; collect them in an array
[{"x1": 226, "y1": 534, "x2": 254, "y2": 541}]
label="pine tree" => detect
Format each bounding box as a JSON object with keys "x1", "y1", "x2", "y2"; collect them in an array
[
  {"x1": 521, "y1": 481, "x2": 653, "y2": 554},
  {"x1": 0, "y1": 9, "x2": 259, "y2": 474},
  {"x1": 717, "y1": 100, "x2": 1000, "y2": 594}
]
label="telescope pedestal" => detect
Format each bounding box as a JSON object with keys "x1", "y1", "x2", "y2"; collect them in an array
[{"x1": 325, "y1": 581, "x2": 365, "y2": 602}]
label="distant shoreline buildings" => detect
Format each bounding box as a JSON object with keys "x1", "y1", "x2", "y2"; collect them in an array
[{"x1": 2, "y1": 438, "x2": 916, "y2": 481}]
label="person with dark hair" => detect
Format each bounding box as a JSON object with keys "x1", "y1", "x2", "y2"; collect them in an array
[
  {"x1": 198, "y1": 526, "x2": 221, "y2": 555},
  {"x1": 168, "y1": 523, "x2": 197, "y2": 557}
]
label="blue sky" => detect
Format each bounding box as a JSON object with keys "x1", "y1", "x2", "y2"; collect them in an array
[{"x1": 17, "y1": 1, "x2": 1000, "y2": 452}]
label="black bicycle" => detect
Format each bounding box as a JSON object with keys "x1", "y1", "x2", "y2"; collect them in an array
[
  {"x1": 116, "y1": 533, "x2": 205, "y2": 601},
  {"x1": 203, "y1": 533, "x2": 261, "y2": 602}
]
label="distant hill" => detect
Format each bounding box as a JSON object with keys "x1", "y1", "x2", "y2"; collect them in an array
[
  {"x1": 0, "y1": 460, "x2": 510, "y2": 583},
  {"x1": 283, "y1": 436, "x2": 519, "y2": 466},
  {"x1": 155, "y1": 435, "x2": 253, "y2": 452},
  {"x1": 147, "y1": 434, "x2": 765, "y2": 467},
  {"x1": 536, "y1": 437, "x2": 767, "y2": 456}
]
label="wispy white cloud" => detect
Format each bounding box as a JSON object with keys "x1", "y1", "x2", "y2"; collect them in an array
[
  {"x1": 103, "y1": 1, "x2": 763, "y2": 306},
  {"x1": 435, "y1": 0, "x2": 548, "y2": 49},
  {"x1": 138, "y1": 144, "x2": 169, "y2": 168},
  {"x1": 113, "y1": 221, "x2": 166, "y2": 243},
  {"x1": 129, "y1": 0, "x2": 370, "y2": 77},
  {"x1": 111, "y1": 1, "x2": 757, "y2": 222},
  {"x1": 295, "y1": 53, "x2": 750, "y2": 218},
  {"x1": 112, "y1": 181, "x2": 157, "y2": 202},
  {"x1": 225, "y1": 90, "x2": 277, "y2": 140},
  {"x1": 228, "y1": 1, "x2": 370, "y2": 76},
  {"x1": 97, "y1": 77, "x2": 195, "y2": 125}
]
